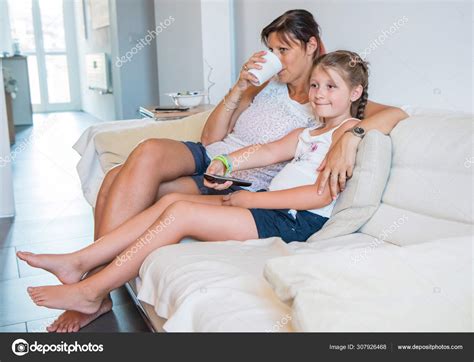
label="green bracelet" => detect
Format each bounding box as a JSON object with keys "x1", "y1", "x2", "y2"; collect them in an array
[{"x1": 212, "y1": 154, "x2": 233, "y2": 175}]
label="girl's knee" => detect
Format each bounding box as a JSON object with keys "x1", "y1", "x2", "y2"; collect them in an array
[
  {"x1": 168, "y1": 200, "x2": 191, "y2": 211},
  {"x1": 159, "y1": 192, "x2": 182, "y2": 206}
]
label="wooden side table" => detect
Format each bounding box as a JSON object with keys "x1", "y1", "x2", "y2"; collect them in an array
[{"x1": 139, "y1": 104, "x2": 214, "y2": 121}]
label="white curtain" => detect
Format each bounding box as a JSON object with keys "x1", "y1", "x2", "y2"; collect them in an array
[{"x1": 0, "y1": 0, "x2": 13, "y2": 55}]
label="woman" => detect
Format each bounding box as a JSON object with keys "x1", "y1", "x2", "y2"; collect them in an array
[{"x1": 48, "y1": 9, "x2": 407, "y2": 332}]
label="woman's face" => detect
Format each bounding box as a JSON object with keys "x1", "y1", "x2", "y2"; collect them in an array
[{"x1": 267, "y1": 32, "x2": 315, "y2": 84}]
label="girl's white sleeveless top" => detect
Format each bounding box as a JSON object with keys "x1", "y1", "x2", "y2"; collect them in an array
[
  {"x1": 269, "y1": 119, "x2": 354, "y2": 218},
  {"x1": 206, "y1": 79, "x2": 317, "y2": 191}
]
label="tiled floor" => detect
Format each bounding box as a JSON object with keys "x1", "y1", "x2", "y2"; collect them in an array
[{"x1": 0, "y1": 112, "x2": 149, "y2": 333}]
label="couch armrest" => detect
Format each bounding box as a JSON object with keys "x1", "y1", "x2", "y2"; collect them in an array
[{"x1": 94, "y1": 109, "x2": 213, "y2": 172}]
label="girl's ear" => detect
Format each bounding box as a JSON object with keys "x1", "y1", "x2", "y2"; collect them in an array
[
  {"x1": 306, "y1": 36, "x2": 318, "y2": 56},
  {"x1": 350, "y1": 85, "x2": 363, "y2": 102}
]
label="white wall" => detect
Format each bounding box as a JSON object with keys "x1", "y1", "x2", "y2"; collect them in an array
[
  {"x1": 234, "y1": 1, "x2": 473, "y2": 113},
  {"x1": 74, "y1": 0, "x2": 159, "y2": 120},
  {"x1": 200, "y1": 0, "x2": 234, "y2": 104},
  {"x1": 74, "y1": 0, "x2": 116, "y2": 120},
  {"x1": 155, "y1": 0, "x2": 204, "y2": 106},
  {"x1": 110, "y1": 0, "x2": 159, "y2": 119},
  {"x1": 0, "y1": 59, "x2": 15, "y2": 217},
  {"x1": 0, "y1": 1, "x2": 13, "y2": 55}
]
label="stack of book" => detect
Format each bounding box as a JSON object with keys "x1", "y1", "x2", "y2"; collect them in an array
[{"x1": 139, "y1": 104, "x2": 214, "y2": 121}]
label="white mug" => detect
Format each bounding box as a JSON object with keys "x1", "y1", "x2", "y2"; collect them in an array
[{"x1": 248, "y1": 51, "x2": 283, "y2": 86}]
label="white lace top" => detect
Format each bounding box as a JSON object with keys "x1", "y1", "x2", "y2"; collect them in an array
[
  {"x1": 269, "y1": 118, "x2": 355, "y2": 218},
  {"x1": 206, "y1": 79, "x2": 318, "y2": 191}
]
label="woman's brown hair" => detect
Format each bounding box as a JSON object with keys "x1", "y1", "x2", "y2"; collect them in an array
[
  {"x1": 261, "y1": 9, "x2": 325, "y2": 59},
  {"x1": 313, "y1": 50, "x2": 369, "y2": 119}
]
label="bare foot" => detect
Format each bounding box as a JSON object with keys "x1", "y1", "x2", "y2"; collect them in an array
[
  {"x1": 47, "y1": 296, "x2": 113, "y2": 333},
  {"x1": 17, "y1": 251, "x2": 85, "y2": 285},
  {"x1": 27, "y1": 283, "x2": 102, "y2": 314}
]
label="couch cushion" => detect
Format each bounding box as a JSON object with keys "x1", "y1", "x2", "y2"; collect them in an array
[
  {"x1": 94, "y1": 110, "x2": 212, "y2": 172},
  {"x1": 264, "y1": 235, "x2": 472, "y2": 332},
  {"x1": 308, "y1": 130, "x2": 392, "y2": 242},
  {"x1": 360, "y1": 110, "x2": 473, "y2": 245}
]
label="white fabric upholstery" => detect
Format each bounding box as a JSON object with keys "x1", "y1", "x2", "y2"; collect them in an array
[
  {"x1": 137, "y1": 238, "x2": 295, "y2": 332},
  {"x1": 308, "y1": 130, "x2": 392, "y2": 242},
  {"x1": 264, "y1": 235, "x2": 472, "y2": 332},
  {"x1": 75, "y1": 107, "x2": 473, "y2": 332},
  {"x1": 73, "y1": 112, "x2": 211, "y2": 206},
  {"x1": 360, "y1": 111, "x2": 473, "y2": 245}
]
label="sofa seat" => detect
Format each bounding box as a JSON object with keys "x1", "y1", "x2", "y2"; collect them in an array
[{"x1": 136, "y1": 234, "x2": 379, "y2": 332}]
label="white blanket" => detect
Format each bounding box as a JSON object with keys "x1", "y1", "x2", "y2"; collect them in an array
[
  {"x1": 72, "y1": 118, "x2": 155, "y2": 206},
  {"x1": 138, "y1": 238, "x2": 298, "y2": 332},
  {"x1": 264, "y1": 235, "x2": 473, "y2": 332}
]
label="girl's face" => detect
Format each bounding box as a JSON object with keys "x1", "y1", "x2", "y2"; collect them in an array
[
  {"x1": 309, "y1": 66, "x2": 362, "y2": 119},
  {"x1": 267, "y1": 32, "x2": 316, "y2": 84}
]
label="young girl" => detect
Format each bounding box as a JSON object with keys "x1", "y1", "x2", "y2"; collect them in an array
[{"x1": 17, "y1": 50, "x2": 369, "y2": 316}]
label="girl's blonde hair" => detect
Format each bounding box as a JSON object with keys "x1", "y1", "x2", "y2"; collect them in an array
[{"x1": 313, "y1": 50, "x2": 369, "y2": 119}]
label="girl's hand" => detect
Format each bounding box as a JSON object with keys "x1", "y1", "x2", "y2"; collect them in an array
[
  {"x1": 222, "y1": 190, "x2": 253, "y2": 208},
  {"x1": 204, "y1": 160, "x2": 233, "y2": 190},
  {"x1": 316, "y1": 133, "x2": 361, "y2": 199},
  {"x1": 236, "y1": 51, "x2": 267, "y2": 91}
]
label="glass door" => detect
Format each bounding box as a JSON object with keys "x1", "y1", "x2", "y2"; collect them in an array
[{"x1": 8, "y1": 0, "x2": 80, "y2": 112}]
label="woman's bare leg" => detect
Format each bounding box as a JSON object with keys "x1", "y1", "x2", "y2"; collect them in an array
[
  {"x1": 27, "y1": 201, "x2": 258, "y2": 313},
  {"x1": 94, "y1": 164, "x2": 123, "y2": 241}
]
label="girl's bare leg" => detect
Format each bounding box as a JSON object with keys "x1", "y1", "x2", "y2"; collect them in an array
[
  {"x1": 27, "y1": 201, "x2": 258, "y2": 313},
  {"x1": 17, "y1": 193, "x2": 224, "y2": 283},
  {"x1": 45, "y1": 176, "x2": 201, "y2": 333}
]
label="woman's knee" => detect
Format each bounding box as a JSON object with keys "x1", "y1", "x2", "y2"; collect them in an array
[
  {"x1": 98, "y1": 165, "x2": 122, "y2": 199},
  {"x1": 131, "y1": 139, "x2": 165, "y2": 165}
]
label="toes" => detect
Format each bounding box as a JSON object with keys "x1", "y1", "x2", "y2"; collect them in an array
[
  {"x1": 47, "y1": 319, "x2": 60, "y2": 332},
  {"x1": 17, "y1": 251, "x2": 34, "y2": 257},
  {"x1": 72, "y1": 323, "x2": 80, "y2": 332}
]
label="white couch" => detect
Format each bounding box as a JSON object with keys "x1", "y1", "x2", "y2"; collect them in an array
[{"x1": 74, "y1": 108, "x2": 473, "y2": 332}]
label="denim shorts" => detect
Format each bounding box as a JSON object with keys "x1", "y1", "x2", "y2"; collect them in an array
[
  {"x1": 249, "y1": 208, "x2": 329, "y2": 243},
  {"x1": 182, "y1": 141, "x2": 244, "y2": 195}
]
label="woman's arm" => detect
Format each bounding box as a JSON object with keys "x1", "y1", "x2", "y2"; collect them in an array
[
  {"x1": 362, "y1": 101, "x2": 409, "y2": 134},
  {"x1": 316, "y1": 102, "x2": 408, "y2": 198},
  {"x1": 223, "y1": 185, "x2": 333, "y2": 211},
  {"x1": 201, "y1": 51, "x2": 268, "y2": 146}
]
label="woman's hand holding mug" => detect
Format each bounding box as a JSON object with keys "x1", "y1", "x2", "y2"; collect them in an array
[{"x1": 236, "y1": 51, "x2": 268, "y2": 91}]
